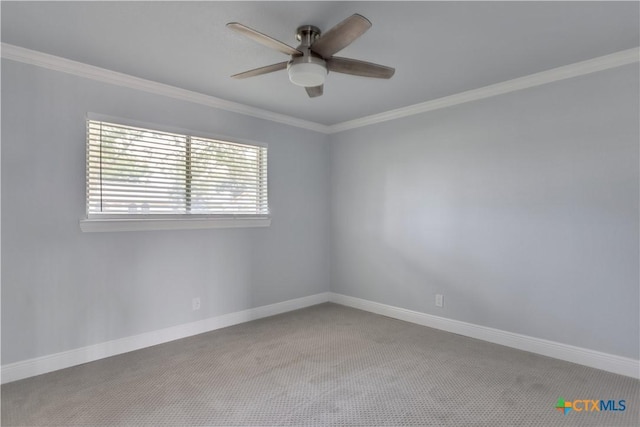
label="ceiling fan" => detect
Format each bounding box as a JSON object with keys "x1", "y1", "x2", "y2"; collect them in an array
[{"x1": 227, "y1": 14, "x2": 395, "y2": 98}]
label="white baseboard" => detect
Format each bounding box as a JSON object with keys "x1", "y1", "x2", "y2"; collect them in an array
[
  {"x1": 1, "y1": 292, "x2": 330, "y2": 384},
  {"x1": 329, "y1": 292, "x2": 640, "y2": 379},
  {"x1": 4, "y1": 292, "x2": 637, "y2": 383}
]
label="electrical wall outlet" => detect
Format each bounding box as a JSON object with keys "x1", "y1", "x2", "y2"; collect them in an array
[
  {"x1": 435, "y1": 294, "x2": 444, "y2": 308},
  {"x1": 192, "y1": 297, "x2": 201, "y2": 311}
]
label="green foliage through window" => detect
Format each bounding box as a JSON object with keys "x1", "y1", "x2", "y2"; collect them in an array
[{"x1": 87, "y1": 120, "x2": 268, "y2": 217}]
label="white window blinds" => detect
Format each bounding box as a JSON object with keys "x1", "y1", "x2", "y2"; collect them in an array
[{"x1": 87, "y1": 120, "x2": 268, "y2": 218}]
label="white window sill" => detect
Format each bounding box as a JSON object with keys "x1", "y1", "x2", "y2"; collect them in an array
[{"x1": 80, "y1": 217, "x2": 271, "y2": 232}]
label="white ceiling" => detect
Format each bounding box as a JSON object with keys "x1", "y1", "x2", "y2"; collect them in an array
[{"x1": 2, "y1": 1, "x2": 639, "y2": 126}]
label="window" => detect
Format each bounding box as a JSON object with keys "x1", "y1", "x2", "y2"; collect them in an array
[{"x1": 82, "y1": 119, "x2": 269, "y2": 231}]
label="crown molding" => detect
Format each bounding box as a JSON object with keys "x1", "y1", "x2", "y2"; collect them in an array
[
  {"x1": 2, "y1": 43, "x2": 638, "y2": 135},
  {"x1": 328, "y1": 47, "x2": 640, "y2": 133},
  {"x1": 0, "y1": 43, "x2": 331, "y2": 134}
]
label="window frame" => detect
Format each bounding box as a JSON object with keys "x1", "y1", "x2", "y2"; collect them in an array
[{"x1": 80, "y1": 114, "x2": 271, "y2": 232}]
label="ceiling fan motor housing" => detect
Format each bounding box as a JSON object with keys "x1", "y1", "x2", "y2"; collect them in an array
[
  {"x1": 287, "y1": 25, "x2": 327, "y2": 87},
  {"x1": 295, "y1": 25, "x2": 321, "y2": 44}
]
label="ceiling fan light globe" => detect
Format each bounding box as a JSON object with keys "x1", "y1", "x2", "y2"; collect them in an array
[{"x1": 287, "y1": 62, "x2": 327, "y2": 87}]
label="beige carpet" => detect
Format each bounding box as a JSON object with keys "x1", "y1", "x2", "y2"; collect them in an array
[{"x1": 2, "y1": 303, "x2": 638, "y2": 426}]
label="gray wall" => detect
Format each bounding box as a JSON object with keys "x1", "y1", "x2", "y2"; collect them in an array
[
  {"x1": 1, "y1": 60, "x2": 330, "y2": 364},
  {"x1": 330, "y1": 64, "x2": 639, "y2": 359},
  {"x1": 3, "y1": 57, "x2": 638, "y2": 367}
]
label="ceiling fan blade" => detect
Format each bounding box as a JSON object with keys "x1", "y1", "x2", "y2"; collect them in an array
[
  {"x1": 327, "y1": 57, "x2": 395, "y2": 79},
  {"x1": 305, "y1": 85, "x2": 323, "y2": 98},
  {"x1": 231, "y1": 62, "x2": 288, "y2": 79},
  {"x1": 227, "y1": 22, "x2": 302, "y2": 56},
  {"x1": 311, "y1": 14, "x2": 372, "y2": 58}
]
